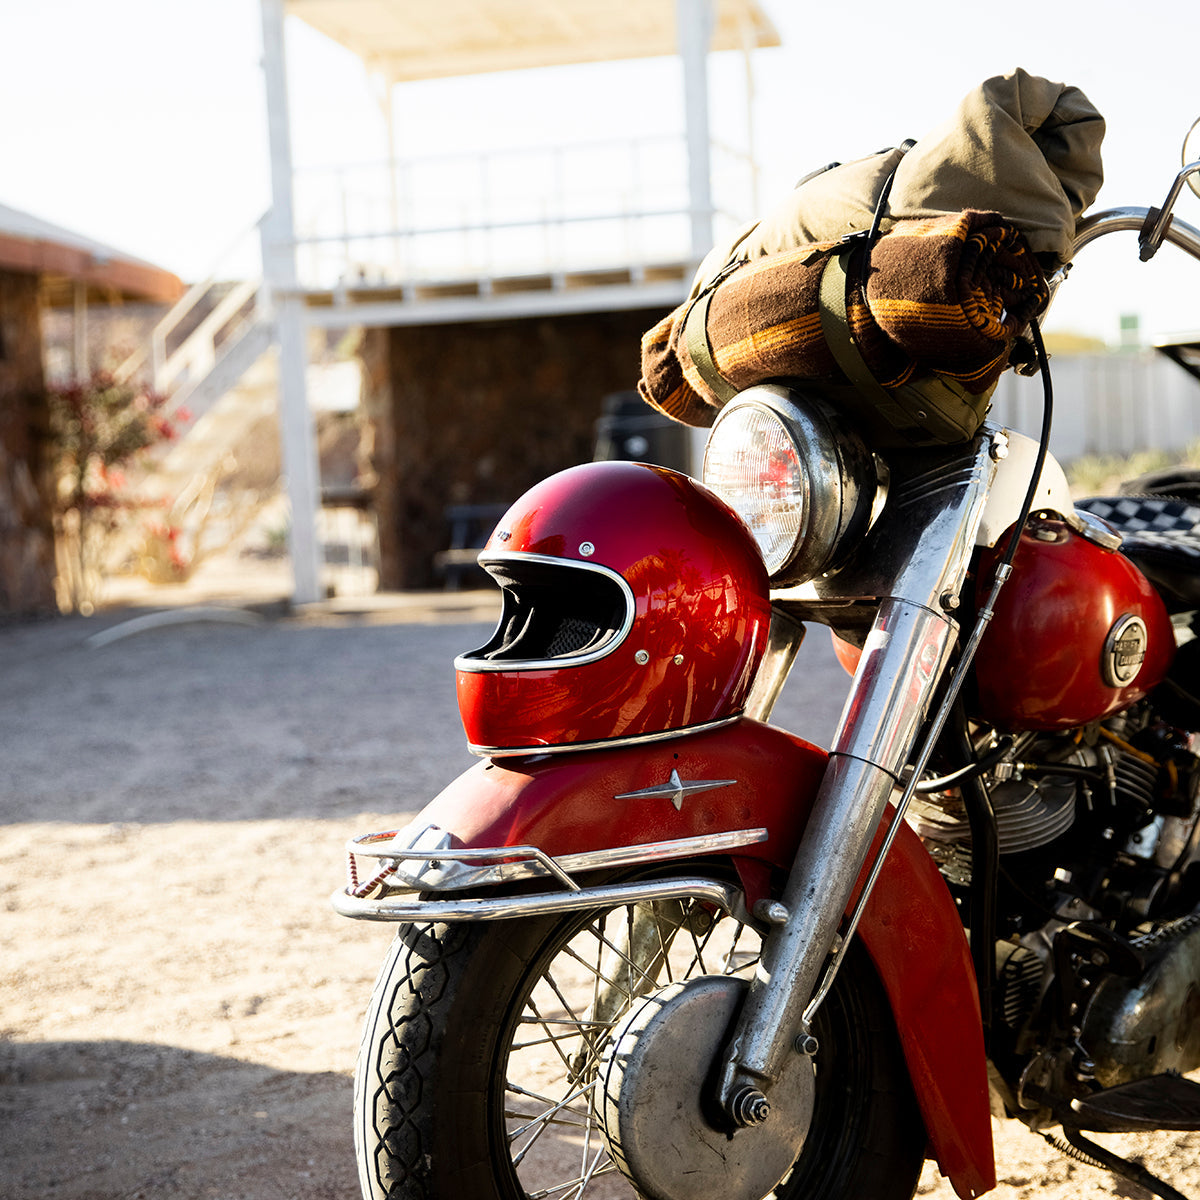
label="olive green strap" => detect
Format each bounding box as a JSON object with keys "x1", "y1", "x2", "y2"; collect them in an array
[
  {"x1": 818, "y1": 249, "x2": 923, "y2": 439},
  {"x1": 681, "y1": 275, "x2": 740, "y2": 406}
]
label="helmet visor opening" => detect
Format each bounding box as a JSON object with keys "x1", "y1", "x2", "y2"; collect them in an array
[{"x1": 465, "y1": 557, "x2": 632, "y2": 667}]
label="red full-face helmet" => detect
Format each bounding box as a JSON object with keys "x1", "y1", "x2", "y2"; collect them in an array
[{"x1": 455, "y1": 460, "x2": 771, "y2": 756}]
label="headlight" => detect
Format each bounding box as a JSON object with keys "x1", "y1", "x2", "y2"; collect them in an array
[{"x1": 702, "y1": 384, "x2": 880, "y2": 584}]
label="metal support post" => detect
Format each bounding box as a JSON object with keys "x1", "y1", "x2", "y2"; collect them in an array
[
  {"x1": 676, "y1": 0, "x2": 716, "y2": 259},
  {"x1": 260, "y1": 0, "x2": 323, "y2": 605}
]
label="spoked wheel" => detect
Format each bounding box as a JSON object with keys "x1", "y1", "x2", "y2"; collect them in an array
[{"x1": 354, "y1": 869, "x2": 925, "y2": 1200}]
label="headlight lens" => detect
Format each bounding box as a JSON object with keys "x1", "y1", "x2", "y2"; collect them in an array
[
  {"x1": 702, "y1": 404, "x2": 808, "y2": 576},
  {"x1": 702, "y1": 385, "x2": 879, "y2": 584}
]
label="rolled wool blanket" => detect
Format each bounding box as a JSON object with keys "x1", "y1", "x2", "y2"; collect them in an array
[{"x1": 638, "y1": 210, "x2": 1049, "y2": 430}]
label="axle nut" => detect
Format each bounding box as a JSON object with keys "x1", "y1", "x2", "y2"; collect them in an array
[{"x1": 730, "y1": 1085, "x2": 772, "y2": 1126}]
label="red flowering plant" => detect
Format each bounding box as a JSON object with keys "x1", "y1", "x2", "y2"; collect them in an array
[
  {"x1": 46, "y1": 370, "x2": 189, "y2": 612},
  {"x1": 136, "y1": 467, "x2": 221, "y2": 586}
]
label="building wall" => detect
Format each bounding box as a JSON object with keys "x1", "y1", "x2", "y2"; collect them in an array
[
  {"x1": 990, "y1": 351, "x2": 1200, "y2": 463},
  {"x1": 366, "y1": 307, "x2": 664, "y2": 589},
  {"x1": 0, "y1": 269, "x2": 56, "y2": 616},
  {"x1": 41, "y1": 301, "x2": 166, "y2": 385}
]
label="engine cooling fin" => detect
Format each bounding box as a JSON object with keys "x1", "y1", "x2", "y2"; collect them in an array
[
  {"x1": 997, "y1": 944, "x2": 1044, "y2": 1031},
  {"x1": 907, "y1": 771, "x2": 1076, "y2": 861},
  {"x1": 1114, "y1": 751, "x2": 1158, "y2": 810}
]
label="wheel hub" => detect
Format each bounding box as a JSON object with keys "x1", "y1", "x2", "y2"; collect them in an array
[{"x1": 598, "y1": 975, "x2": 814, "y2": 1200}]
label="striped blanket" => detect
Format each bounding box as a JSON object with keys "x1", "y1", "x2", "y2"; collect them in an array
[{"x1": 639, "y1": 210, "x2": 1049, "y2": 431}]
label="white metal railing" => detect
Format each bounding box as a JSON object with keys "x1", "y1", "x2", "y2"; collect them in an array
[
  {"x1": 154, "y1": 277, "x2": 260, "y2": 393},
  {"x1": 114, "y1": 221, "x2": 266, "y2": 401},
  {"x1": 291, "y1": 134, "x2": 757, "y2": 290},
  {"x1": 110, "y1": 133, "x2": 761, "y2": 398}
]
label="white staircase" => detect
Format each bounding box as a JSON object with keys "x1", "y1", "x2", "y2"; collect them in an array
[
  {"x1": 153, "y1": 281, "x2": 272, "y2": 423},
  {"x1": 105, "y1": 222, "x2": 289, "y2": 584}
]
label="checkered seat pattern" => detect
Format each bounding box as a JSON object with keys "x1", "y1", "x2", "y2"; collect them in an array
[{"x1": 1075, "y1": 495, "x2": 1200, "y2": 610}]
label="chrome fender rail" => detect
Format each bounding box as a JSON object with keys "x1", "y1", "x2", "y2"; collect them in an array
[{"x1": 332, "y1": 875, "x2": 743, "y2": 923}]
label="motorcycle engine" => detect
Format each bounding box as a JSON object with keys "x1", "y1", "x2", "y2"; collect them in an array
[
  {"x1": 909, "y1": 700, "x2": 1200, "y2": 1085},
  {"x1": 907, "y1": 754, "x2": 1080, "y2": 886},
  {"x1": 909, "y1": 702, "x2": 1200, "y2": 925}
]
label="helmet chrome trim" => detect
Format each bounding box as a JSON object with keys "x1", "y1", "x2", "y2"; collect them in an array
[{"x1": 466, "y1": 713, "x2": 743, "y2": 759}]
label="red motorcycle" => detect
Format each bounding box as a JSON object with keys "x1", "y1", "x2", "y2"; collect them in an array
[{"x1": 336, "y1": 115, "x2": 1200, "y2": 1200}]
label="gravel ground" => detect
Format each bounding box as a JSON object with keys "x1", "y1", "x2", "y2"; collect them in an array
[{"x1": 1, "y1": 590, "x2": 1197, "y2": 1200}]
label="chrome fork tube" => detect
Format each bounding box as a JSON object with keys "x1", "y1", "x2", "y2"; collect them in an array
[
  {"x1": 717, "y1": 432, "x2": 1003, "y2": 1117},
  {"x1": 717, "y1": 598, "x2": 956, "y2": 1100}
]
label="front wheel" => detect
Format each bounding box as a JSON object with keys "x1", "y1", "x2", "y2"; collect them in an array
[{"x1": 353, "y1": 874, "x2": 925, "y2": 1200}]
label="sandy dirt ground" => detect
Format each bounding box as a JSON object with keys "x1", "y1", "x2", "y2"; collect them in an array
[{"x1": 2, "y1": 584, "x2": 1199, "y2": 1200}]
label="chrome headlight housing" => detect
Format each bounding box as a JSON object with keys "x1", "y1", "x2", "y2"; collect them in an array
[{"x1": 702, "y1": 384, "x2": 882, "y2": 584}]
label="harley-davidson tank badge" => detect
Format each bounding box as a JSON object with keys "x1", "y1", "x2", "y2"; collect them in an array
[{"x1": 1102, "y1": 613, "x2": 1148, "y2": 687}]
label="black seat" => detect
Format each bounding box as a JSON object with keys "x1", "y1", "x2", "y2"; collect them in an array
[{"x1": 1076, "y1": 495, "x2": 1200, "y2": 611}]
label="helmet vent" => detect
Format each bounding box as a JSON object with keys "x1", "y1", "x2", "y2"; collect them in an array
[{"x1": 547, "y1": 615, "x2": 603, "y2": 657}]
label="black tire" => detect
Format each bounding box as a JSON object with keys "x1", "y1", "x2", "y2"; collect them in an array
[{"x1": 353, "y1": 877, "x2": 925, "y2": 1200}]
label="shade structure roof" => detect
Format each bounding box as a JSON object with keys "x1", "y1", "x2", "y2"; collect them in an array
[
  {"x1": 0, "y1": 202, "x2": 184, "y2": 306},
  {"x1": 287, "y1": 0, "x2": 779, "y2": 82}
]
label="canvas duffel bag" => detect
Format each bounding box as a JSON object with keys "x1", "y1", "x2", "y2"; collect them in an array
[{"x1": 637, "y1": 70, "x2": 1102, "y2": 444}]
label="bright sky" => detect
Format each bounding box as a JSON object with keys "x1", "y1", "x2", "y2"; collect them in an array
[{"x1": 3, "y1": 0, "x2": 1198, "y2": 342}]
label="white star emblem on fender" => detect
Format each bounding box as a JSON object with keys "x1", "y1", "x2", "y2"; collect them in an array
[{"x1": 614, "y1": 770, "x2": 737, "y2": 812}]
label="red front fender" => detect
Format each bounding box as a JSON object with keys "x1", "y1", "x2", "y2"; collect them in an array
[{"x1": 413, "y1": 718, "x2": 995, "y2": 1199}]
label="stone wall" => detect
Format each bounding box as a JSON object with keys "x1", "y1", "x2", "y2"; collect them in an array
[
  {"x1": 366, "y1": 308, "x2": 667, "y2": 590},
  {"x1": 0, "y1": 269, "x2": 56, "y2": 616}
]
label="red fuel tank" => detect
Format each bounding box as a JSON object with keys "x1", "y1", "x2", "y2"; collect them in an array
[{"x1": 972, "y1": 514, "x2": 1174, "y2": 731}]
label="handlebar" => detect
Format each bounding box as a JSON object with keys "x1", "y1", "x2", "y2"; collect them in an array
[
  {"x1": 1047, "y1": 203, "x2": 1200, "y2": 311},
  {"x1": 1073, "y1": 205, "x2": 1200, "y2": 262},
  {"x1": 1071, "y1": 160, "x2": 1200, "y2": 263}
]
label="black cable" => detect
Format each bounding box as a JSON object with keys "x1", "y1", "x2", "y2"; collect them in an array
[
  {"x1": 913, "y1": 736, "x2": 1015, "y2": 792},
  {"x1": 1016, "y1": 762, "x2": 1105, "y2": 781},
  {"x1": 949, "y1": 315, "x2": 1055, "y2": 1042},
  {"x1": 994, "y1": 314, "x2": 1054, "y2": 578}
]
